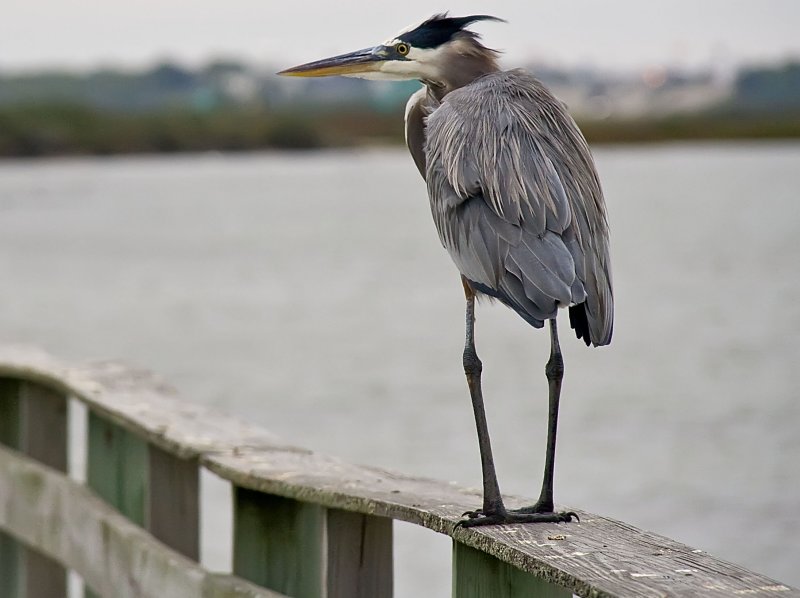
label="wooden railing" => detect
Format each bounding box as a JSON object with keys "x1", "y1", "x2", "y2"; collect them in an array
[{"x1": 0, "y1": 345, "x2": 797, "y2": 598}]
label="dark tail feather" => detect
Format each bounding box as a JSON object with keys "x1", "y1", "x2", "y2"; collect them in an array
[{"x1": 569, "y1": 303, "x2": 591, "y2": 346}]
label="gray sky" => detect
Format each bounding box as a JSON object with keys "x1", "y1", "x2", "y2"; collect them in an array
[{"x1": 2, "y1": 0, "x2": 799, "y2": 72}]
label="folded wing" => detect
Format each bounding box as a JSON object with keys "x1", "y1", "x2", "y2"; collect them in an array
[{"x1": 424, "y1": 69, "x2": 613, "y2": 345}]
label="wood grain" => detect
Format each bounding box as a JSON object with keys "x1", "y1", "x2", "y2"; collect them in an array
[
  {"x1": 1, "y1": 345, "x2": 798, "y2": 598},
  {"x1": 18, "y1": 382, "x2": 69, "y2": 598},
  {"x1": 0, "y1": 378, "x2": 22, "y2": 598},
  {"x1": 453, "y1": 542, "x2": 570, "y2": 597},
  {"x1": 326, "y1": 509, "x2": 393, "y2": 598},
  {"x1": 0, "y1": 346, "x2": 283, "y2": 459},
  {"x1": 148, "y1": 445, "x2": 200, "y2": 560},
  {"x1": 233, "y1": 488, "x2": 324, "y2": 598},
  {"x1": 0, "y1": 379, "x2": 69, "y2": 598},
  {"x1": 0, "y1": 444, "x2": 286, "y2": 598}
]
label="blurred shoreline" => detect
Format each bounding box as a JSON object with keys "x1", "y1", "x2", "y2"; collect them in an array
[{"x1": 1, "y1": 58, "x2": 798, "y2": 157}]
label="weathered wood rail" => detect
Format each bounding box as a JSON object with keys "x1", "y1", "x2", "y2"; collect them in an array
[{"x1": 0, "y1": 345, "x2": 797, "y2": 598}]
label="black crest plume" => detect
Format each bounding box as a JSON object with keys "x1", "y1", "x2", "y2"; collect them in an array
[{"x1": 398, "y1": 13, "x2": 505, "y2": 49}]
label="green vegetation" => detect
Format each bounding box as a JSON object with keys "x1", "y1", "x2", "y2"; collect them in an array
[
  {"x1": 0, "y1": 104, "x2": 405, "y2": 156},
  {"x1": 2, "y1": 102, "x2": 799, "y2": 157},
  {"x1": 581, "y1": 110, "x2": 800, "y2": 144},
  {"x1": 1, "y1": 58, "x2": 799, "y2": 157}
]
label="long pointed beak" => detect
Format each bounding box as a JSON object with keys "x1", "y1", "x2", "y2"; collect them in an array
[{"x1": 278, "y1": 47, "x2": 387, "y2": 78}]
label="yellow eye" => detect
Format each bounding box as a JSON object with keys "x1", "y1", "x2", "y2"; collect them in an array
[{"x1": 396, "y1": 43, "x2": 410, "y2": 56}]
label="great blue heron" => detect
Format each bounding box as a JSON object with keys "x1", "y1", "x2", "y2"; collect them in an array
[{"x1": 279, "y1": 13, "x2": 613, "y2": 527}]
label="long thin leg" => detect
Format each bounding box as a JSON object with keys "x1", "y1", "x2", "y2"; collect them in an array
[
  {"x1": 461, "y1": 283, "x2": 505, "y2": 514},
  {"x1": 457, "y1": 289, "x2": 576, "y2": 528},
  {"x1": 510, "y1": 317, "x2": 577, "y2": 519},
  {"x1": 536, "y1": 317, "x2": 564, "y2": 511}
]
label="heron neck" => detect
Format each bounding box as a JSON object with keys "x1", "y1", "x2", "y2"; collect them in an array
[
  {"x1": 423, "y1": 32, "x2": 500, "y2": 102},
  {"x1": 426, "y1": 53, "x2": 501, "y2": 102}
]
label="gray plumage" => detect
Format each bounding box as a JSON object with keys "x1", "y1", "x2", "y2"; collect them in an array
[{"x1": 406, "y1": 68, "x2": 613, "y2": 346}]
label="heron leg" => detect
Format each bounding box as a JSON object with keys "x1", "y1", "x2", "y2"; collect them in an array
[
  {"x1": 536, "y1": 318, "x2": 563, "y2": 510},
  {"x1": 456, "y1": 287, "x2": 577, "y2": 528},
  {"x1": 461, "y1": 283, "x2": 505, "y2": 515},
  {"x1": 510, "y1": 317, "x2": 576, "y2": 519}
]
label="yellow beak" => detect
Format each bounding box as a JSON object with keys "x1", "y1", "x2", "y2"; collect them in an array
[{"x1": 278, "y1": 46, "x2": 387, "y2": 77}]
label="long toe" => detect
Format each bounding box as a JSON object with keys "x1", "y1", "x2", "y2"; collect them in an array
[
  {"x1": 456, "y1": 510, "x2": 577, "y2": 528},
  {"x1": 509, "y1": 499, "x2": 552, "y2": 515},
  {"x1": 510, "y1": 505, "x2": 580, "y2": 522}
]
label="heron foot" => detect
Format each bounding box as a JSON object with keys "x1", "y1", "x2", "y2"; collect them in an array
[
  {"x1": 507, "y1": 501, "x2": 578, "y2": 521},
  {"x1": 456, "y1": 507, "x2": 577, "y2": 528}
]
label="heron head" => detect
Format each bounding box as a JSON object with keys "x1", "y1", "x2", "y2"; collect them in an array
[{"x1": 278, "y1": 13, "x2": 504, "y2": 87}]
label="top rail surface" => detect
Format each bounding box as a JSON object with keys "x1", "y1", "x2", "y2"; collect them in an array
[{"x1": 0, "y1": 344, "x2": 796, "y2": 598}]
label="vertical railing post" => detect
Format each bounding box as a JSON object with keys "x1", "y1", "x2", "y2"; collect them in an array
[
  {"x1": 19, "y1": 382, "x2": 69, "y2": 598},
  {"x1": 85, "y1": 410, "x2": 201, "y2": 597},
  {"x1": 0, "y1": 379, "x2": 69, "y2": 598},
  {"x1": 85, "y1": 410, "x2": 148, "y2": 597},
  {"x1": 231, "y1": 485, "x2": 394, "y2": 598},
  {"x1": 452, "y1": 542, "x2": 571, "y2": 598},
  {"x1": 326, "y1": 509, "x2": 393, "y2": 598},
  {"x1": 232, "y1": 487, "x2": 325, "y2": 598},
  {"x1": 147, "y1": 445, "x2": 200, "y2": 560},
  {"x1": 0, "y1": 379, "x2": 22, "y2": 598}
]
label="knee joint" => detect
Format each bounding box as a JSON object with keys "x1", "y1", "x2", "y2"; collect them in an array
[
  {"x1": 545, "y1": 352, "x2": 564, "y2": 381},
  {"x1": 463, "y1": 347, "x2": 482, "y2": 376}
]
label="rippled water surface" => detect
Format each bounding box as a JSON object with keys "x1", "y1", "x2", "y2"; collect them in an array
[{"x1": 1, "y1": 143, "x2": 798, "y2": 594}]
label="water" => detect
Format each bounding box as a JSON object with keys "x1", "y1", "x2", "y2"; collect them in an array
[{"x1": 1, "y1": 143, "x2": 798, "y2": 594}]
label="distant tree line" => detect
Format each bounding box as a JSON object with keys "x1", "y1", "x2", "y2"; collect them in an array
[
  {"x1": 730, "y1": 62, "x2": 800, "y2": 112},
  {"x1": 0, "y1": 59, "x2": 798, "y2": 156}
]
